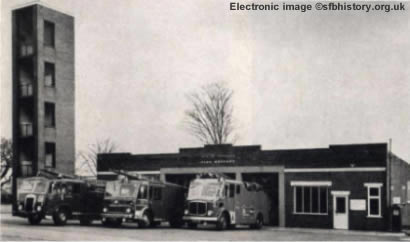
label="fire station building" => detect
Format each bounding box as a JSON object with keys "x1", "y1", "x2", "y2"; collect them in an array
[{"x1": 97, "y1": 143, "x2": 410, "y2": 231}]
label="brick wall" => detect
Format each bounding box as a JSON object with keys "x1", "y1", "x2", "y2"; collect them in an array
[
  {"x1": 285, "y1": 171, "x2": 388, "y2": 230},
  {"x1": 390, "y1": 153, "x2": 410, "y2": 228},
  {"x1": 35, "y1": 5, "x2": 75, "y2": 174}
]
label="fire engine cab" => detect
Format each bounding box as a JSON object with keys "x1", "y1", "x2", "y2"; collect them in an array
[
  {"x1": 183, "y1": 173, "x2": 270, "y2": 230},
  {"x1": 14, "y1": 170, "x2": 105, "y2": 225},
  {"x1": 101, "y1": 170, "x2": 186, "y2": 228}
]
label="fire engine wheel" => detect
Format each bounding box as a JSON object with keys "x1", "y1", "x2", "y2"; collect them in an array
[
  {"x1": 139, "y1": 212, "x2": 153, "y2": 228},
  {"x1": 250, "y1": 214, "x2": 263, "y2": 229},
  {"x1": 28, "y1": 214, "x2": 42, "y2": 225},
  {"x1": 53, "y1": 209, "x2": 68, "y2": 226},
  {"x1": 216, "y1": 213, "x2": 229, "y2": 231}
]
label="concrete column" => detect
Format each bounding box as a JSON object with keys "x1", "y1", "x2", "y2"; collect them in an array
[
  {"x1": 236, "y1": 172, "x2": 242, "y2": 181},
  {"x1": 160, "y1": 173, "x2": 166, "y2": 182},
  {"x1": 278, "y1": 171, "x2": 285, "y2": 227}
]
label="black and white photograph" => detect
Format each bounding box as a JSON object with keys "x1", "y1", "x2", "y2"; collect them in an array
[{"x1": 1, "y1": 0, "x2": 410, "y2": 240}]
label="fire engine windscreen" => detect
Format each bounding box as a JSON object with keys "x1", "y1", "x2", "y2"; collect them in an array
[
  {"x1": 17, "y1": 179, "x2": 49, "y2": 194},
  {"x1": 105, "y1": 181, "x2": 140, "y2": 197},
  {"x1": 187, "y1": 179, "x2": 222, "y2": 201}
]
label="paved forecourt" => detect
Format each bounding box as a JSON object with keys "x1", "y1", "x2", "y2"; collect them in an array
[{"x1": 0, "y1": 209, "x2": 406, "y2": 241}]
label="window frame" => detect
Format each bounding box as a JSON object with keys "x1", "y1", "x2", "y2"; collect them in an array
[
  {"x1": 43, "y1": 20, "x2": 55, "y2": 48},
  {"x1": 45, "y1": 142, "x2": 56, "y2": 168},
  {"x1": 407, "y1": 181, "x2": 410, "y2": 204},
  {"x1": 292, "y1": 181, "x2": 330, "y2": 216},
  {"x1": 152, "y1": 187, "x2": 162, "y2": 201},
  {"x1": 364, "y1": 183, "x2": 383, "y2": 218},
  {"x1": 137, "y1": 185, "x2": 148, "y2": 199},
  {"x1": 44, "y1": 102, "x2": 56, "y2": 128},
  {"x1": 44, "y1": 62, "x2": 55, "y2": 87},
  {"x1": 229, "y1": 183, "x2": 235, "y2": 198}
]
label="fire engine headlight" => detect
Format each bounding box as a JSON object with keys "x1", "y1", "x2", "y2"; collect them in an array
[
  {"x1": 207, "y1": 210, "x2": 214, "y2": 216},
  {"x1": 103, "y1": 207, "x2": 108, "y2": 213},
  {"x1": 18, "y1": 204, "x2": 23, "y2": 211},
  {"x1": 134, "y1": 210, "x2": 143, "y2": 217},
  {"x1": 126, "y1": 208, "x2": 132, "y2": 213},
  {"x1": 36, "y1": 205, "x2": 42, "y2": 212},
  {"x1": 37, "y1": 195, "x2": 45, "y2": 203},
  {"x1": 184, "y1": 209, "x2": 189, "y2": 215}
]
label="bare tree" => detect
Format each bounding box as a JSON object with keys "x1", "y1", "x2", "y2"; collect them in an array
[
  {"x1": 77, "y1": 139, "x2": 117, "y2": 177},
  {"x1": 185, "y1": 82, "x2": 236, "y2": 144},
  {"x1": 1, "y1": 138, "x2": 13, "y2": 188}
]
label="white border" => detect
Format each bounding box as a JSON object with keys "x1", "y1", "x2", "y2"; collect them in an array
[
  {"x1": 364, "y1": 183, "x2": 382, "y2": 218},
  {"x1": 285, "y1": 167, "x2": 386, "y2": 173},
  {"x1": 331, "y1": 191, "x2": 351, "y2": 196},
  {"x1": 364, "y1": 183, "x2": 383, "y2": 187},
  {"x1": 97, "y1": 171, "x2": 160, "y2": 175},
  {"x1": 291, "y1": 181, "x2": 332, "y2": 186}
]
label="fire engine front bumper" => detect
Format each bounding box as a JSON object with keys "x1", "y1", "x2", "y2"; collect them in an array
[
  {"x1": 101, "y1": 213, "x2": 134, "y2": 219},
  {"x1": 183, "y1": 215, "x2": 218, "y2": 223},
  {"x1": 14, "y1": 210, "x2": 43, "y2": 218}
]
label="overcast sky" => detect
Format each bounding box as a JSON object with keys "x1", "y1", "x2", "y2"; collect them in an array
[{"x1": 2, "y1": 0, "x2": 409, "y2": 170}]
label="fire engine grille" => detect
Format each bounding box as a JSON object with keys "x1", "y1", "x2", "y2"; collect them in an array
[
  {"x1": 25, "y1": 197, "x2": 34, "y2": 212},
  {"x1": 189, "y1": 202, "x2": 207, "y2": 215},
  {"x1": 108, "y1": 206, "x2": 127, "y2": 213}
]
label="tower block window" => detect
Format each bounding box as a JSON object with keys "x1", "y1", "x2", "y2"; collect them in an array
[
  {"x1": 44, "y1": 102, "x2": 55, "y2": 127},
  {"x1": 45, "y1": 142, "x2": 56, "y2": 168},
  {"x1": 44, "y1": 20, "x2": 55, "y2": 47},
  {"x1": 44, "y1": 62, "x2": 55, "y2": 87}
]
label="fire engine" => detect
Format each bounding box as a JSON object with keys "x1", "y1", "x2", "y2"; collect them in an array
[
  {"x1": 183, "y1": 173, "x2": 270, "y2": 230},
  {"x1": 14, "y1": 170, "x2": 105, "y2": 225},
  {"x1": 101, "y1": 170, "x2": 186, "y2": 228}
]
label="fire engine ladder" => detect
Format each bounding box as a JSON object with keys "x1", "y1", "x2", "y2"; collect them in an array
[
  {"x1": 198, "y1": 172, "x2": 232, "y2": 180},
  {"x1": 36, "y1": 169, "x2": 77, "y2": 179},
  {"x1": 109, "y1": 169, "x2": 150, "y2": 181}
]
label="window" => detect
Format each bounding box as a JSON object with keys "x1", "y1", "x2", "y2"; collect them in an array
[
  {"x1": 229, "y1": 184, "x2": 235, "y2": 198},
  {"x1": 44, "y1": 102, "x2": 55, "y2": 127},
  {"x1": 20, "y1": 83, "x2": 33, "y2": 97},
  {"x1": 20, "y1": 123, "x2": 33, "y2": 137},
  {"x1": 152, "y1": 187, "x2": 162, "y2": 200},
  {"x1": 44, "y1": 62, "x2": 55, "y2": 87},
  {"x1": 44, "y1": 20, "x2": 55, "y2": 47},
  {"x1": 336, "y1": 197, "x2": 346, "y2": 213},
  {"x1": 364, "y1": 183, "x2": 382, "y2": 217},
  {"x1": 21, "y1": 163, "x2": 32, "y2": 177},
  {"x1": 236, "y1": 185, "x2": 241, "y2": 194},
  {"x1": 407, "y1": 181, "x2": 410, "y2": 204},
  {"x1": 45, "y1": 142, "x2": 55, "y2": 168},
  {"x1": 20, "y1": 43, "x2": 34, "y2": 57},
  {"x1": 72, "y1": 184, "x2": 81, "y2": 194},
  {"x1": 293, "y1": 184, "x2": 329, "y2": 215},
  {"x1": 137, "y1": 185, "x2": 148, "y2": 199},
  {"x1": 66, "y1": 184, "x2": 73, "y2": 194},
  {"x1": 149, "y1": 186, "x2": 153, "y2": 199}
]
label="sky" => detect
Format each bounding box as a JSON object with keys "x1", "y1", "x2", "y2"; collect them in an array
[{"x1": 1, "y1": 0, "x2": 409, "y2": 174}]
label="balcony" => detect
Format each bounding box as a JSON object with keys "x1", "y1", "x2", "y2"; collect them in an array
[
  {"x1": 20, "y1": 44, "x2": 34, "y2": 57},
  {"x1": 20, "y1": 161, "x2": 33, "y2": 177},
  {"x1": 20, "y1": 123, "x2": 33, "y2": 137},
  {"x1": 20, "y1": 84, "x2": 33, "y2": 97}
]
